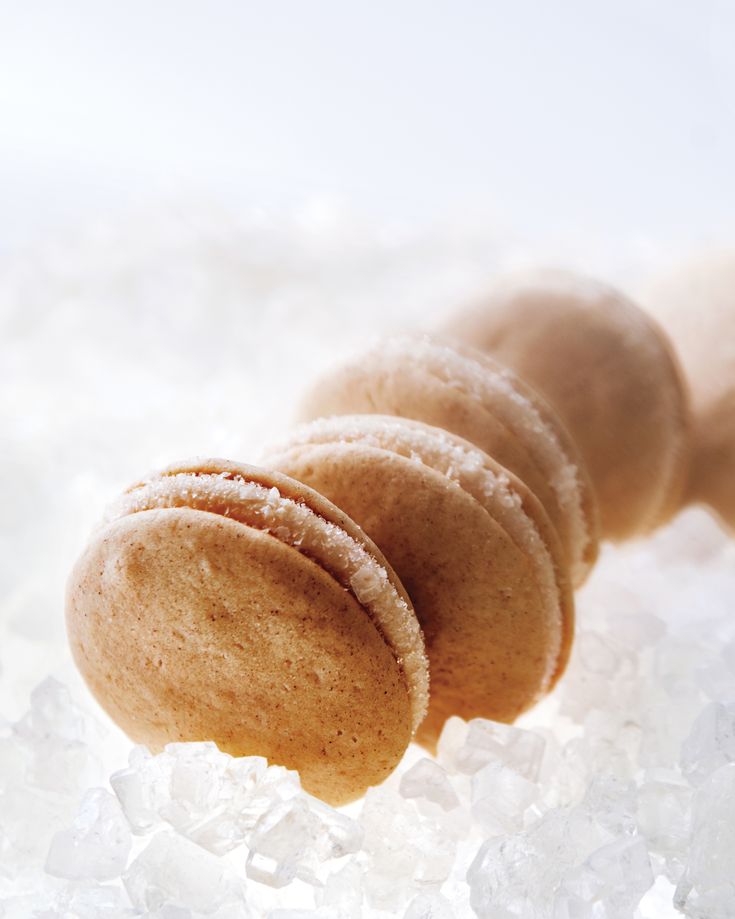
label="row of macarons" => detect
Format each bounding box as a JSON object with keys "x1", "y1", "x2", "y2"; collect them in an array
[{"x1": 66, "y1": 268, "x2": 732, "y2": 806}]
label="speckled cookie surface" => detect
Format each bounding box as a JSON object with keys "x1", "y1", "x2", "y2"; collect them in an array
[
  {"x1": 265, "y1": 416, "x2": 572, "y2": 749},
  {"x1": 444, "y1": 271, "x2": 690, "y2": 540},
  {"x1": 298, "y1": 336, "x2": 597, "y2": 586},
  {"x1": 642, "y1": 254, "x2": 735, "y2": 531},
  {"x1": 66, "y1": 461, "x2": 429, "y2": 805}
]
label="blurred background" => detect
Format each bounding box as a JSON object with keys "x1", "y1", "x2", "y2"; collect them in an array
[
  {"x1": 2, "y1": 1, "x2": 735, "y2": 256},
  {"x1": 2, "y1": 1, "x2": 734, "y2": 705}
]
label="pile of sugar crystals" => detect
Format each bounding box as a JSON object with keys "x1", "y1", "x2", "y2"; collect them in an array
[
  {"x1": 1, "y1": 505, "x2": 733, "y2": 917},
  {"x1": 2, "y1": 207, "x2": 734, "y2": 917}
]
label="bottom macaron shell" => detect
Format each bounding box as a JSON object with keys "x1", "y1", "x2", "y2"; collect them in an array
[
  {"x1": 272, "y1": 443, "x2": 561, "y2": 750},
  {"x1": 66, "y1": 506, "x2": 413, "y2": 806}
]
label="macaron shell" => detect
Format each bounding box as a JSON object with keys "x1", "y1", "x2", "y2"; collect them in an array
[
  {"x1": 66, "y1": 506, "x2": 413, "y2": 805},
  {"x1": 641, "y1": 255, "x2": 735, "y2": 530},
  {"x1": 154, "y1": 458, "x2": 418, "y2": 612},
  {"x1": 406, "y1": 430, "x2": 575, "y2": 690},
  {"x1": 133, "y1": 458, "x2": 411, "y2": 598},
  {"x1": 444, "y1": 274, "x2": 690, "y2": 540},
  {"x1": 269, "y1": 441, "x2": 562, "y2": 749},
  {"x1": 267, "y1": 414, "x2": 574, "y2": 689},
  {"x1": 118, "y1": 458, "x2": 429, "y2": 731},
  {"x1": 684, "y1": 401, "x2": 735, "y2": 529},
  {"x1": 451, "y1": 344, "x2": 600, "y2": 581},
  {"x1": 371, "y1": 416, "x2": 575, "y2": 689},
  {"x1": 298, "y1": 354, "x2": 567, "y2": 563},
  {"x1": 299, "y1": 339, "x2": 598, "y2": 584}
]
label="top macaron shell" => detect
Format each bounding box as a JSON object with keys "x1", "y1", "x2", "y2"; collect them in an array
[
  {"x1": 297, "y1": 336, "x2": 598, "y2": 586},
  {"x1": 66, "y1": 460, "x2": 429, "y2": 806},
  {"x1": 265, "y1": 416, "x2": 573, "y2": 749},
  {"x1": 444, "y1": 271, "x2": 691, "y2": 540}
]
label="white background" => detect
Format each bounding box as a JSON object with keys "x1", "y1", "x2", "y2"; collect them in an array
[{"x1": 2, "y1": 0, "x2": 735, "y2": 255}]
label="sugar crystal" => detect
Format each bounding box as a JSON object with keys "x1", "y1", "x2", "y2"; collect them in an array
[
  {"x1": 680, "y1": 701, "x2": 735, "y2": 786},
  {"x1": 123, "y1": 831, "x2": 243, "y2": 913},
  {"x1": 399, "y1": 759, "x2": 460, "y2": 811},
  {"x1": 45, "y1": 787, "x2": 131, "y2": 880}
]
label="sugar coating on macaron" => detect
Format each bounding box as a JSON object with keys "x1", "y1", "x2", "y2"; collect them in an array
[
  {"x1": 443, "y1": 271, "x2": 690, "y2": 541},
  {"x1": 641, "y1": 254, "x2": 735, "y2": 531},
  {"x1": 265, "y1": 416, "x2": 572, "y2": 748},
  {"x1": 67, "y1": 461, "x2": 429, "y2": 805},
  {"x1": 298, "y1": 335, "x2": 597, "y2": 586}
]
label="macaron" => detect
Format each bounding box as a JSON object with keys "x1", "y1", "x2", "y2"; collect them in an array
[
  {"x1": 66, "y1": 459, "x2": 429, "y2": 806},
  {"x1": 443, "y1": 270, "x2": 690, "y2": 541},
  {"x1": 264, "y1": 416, "x2": 574, "y2": 750},
  {"x1": 642, "y1": 253, "x2": 735, "y2": 531},
  {"x1": 297, "y1": 336, "x2": 598, "y2": 587}
]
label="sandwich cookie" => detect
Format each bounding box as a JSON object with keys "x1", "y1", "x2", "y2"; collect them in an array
[
  {"x1": 264, "y1": 416, "x2": 574, "y2": 749},
  {"x1": 66, "y1": 459, "x2": 429, "y2": 805},
  {"x1": 642, "y1": 253, "x2": 735, "y2": 531},
  {"x1": 298, "y1": 336, "x2": 598, "y2": 587},
  {"x1": 443, "y1": 270, "x2": 690, "y2": 541}
]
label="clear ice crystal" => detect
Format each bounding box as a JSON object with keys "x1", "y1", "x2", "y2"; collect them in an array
[{"x1": 45, "y1": 787, "x2": 131, "y2": 880}]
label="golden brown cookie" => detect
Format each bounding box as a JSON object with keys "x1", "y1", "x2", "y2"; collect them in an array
[
  {"x1": 443, "y1": 271, "x2": 690, "y2": 540},
  {"x1": 264, "y1": 416, "x2": 574, "y2": 750},
  {"x1": 66, "y1": 459, "x2": 429, "y2": 805},
  {"x1": 298, "y1": 336, "x2": 598, "y2": 586},
  {"x1": 642, "y1": 253, "x2": 735, "y2": 531}
]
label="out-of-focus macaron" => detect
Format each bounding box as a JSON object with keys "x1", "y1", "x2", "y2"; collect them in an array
[
  {"x1": 642, "y1": 253, "x2": 735, "y2": 532},
  {"x1": 297, "y1": 335, "x2": 598, "y2": 586},
  {"x1": 66, "y1": 459, "x2": 429, "y2": 805},
  {"x1": 265, "y1": 416, "x2": 574, "y2": 750},
  {"x1": 443, "y1": 271, "x2": 690, "y2": 541}
]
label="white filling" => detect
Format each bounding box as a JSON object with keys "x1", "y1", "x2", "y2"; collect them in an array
[
  {"x1": 266, "y1": 415, "x2": 564, "y2": 694},
  {"x1": 106, "y1": 473, "x2": 429, "y2": 733}
]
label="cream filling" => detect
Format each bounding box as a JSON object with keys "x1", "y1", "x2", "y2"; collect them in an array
[
  {"x1": 105, "y1": 472, "x2": 429, "y2": 734},
  {"x1": 388, "y1": 336, "x2": 591, "y2": 584},
  {"x1": 266, "y1": 415, "x2": 564, "y2": 695}
]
